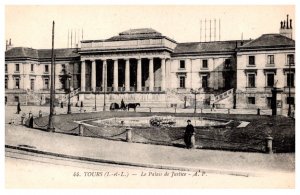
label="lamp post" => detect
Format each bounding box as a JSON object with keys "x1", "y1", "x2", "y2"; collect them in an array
[
  {"x1": 190, "y1": 88, "x2": 200, "y2": 114},
  {"x1": 287, "y1": 61, "x2": 292, "y2": 117},
  {"x1": 67, "y1": 73, "x2": 72, "y2": 114},
  {"x1": 94, "y1": 88, "x2": 97, "y2": 111}
]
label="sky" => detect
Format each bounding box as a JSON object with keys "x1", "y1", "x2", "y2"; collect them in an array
[{"x1": 5, "y1": 5, "x2": 295, "y2": 49}]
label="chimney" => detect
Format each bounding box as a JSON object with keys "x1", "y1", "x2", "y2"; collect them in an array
[{"x1": 279, "y1": 14, "x2": 293, "y2": 39}]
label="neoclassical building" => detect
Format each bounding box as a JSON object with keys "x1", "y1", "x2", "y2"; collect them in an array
[{"x1": 5, "y1": 18, "x2": 295, "y2": 113}]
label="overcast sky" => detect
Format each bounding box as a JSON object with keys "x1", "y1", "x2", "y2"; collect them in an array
[{"x1": 5, "y1": 5, "x2": 295, "y2": 49}]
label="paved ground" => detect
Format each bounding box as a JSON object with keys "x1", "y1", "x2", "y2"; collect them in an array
[{"x1": 5, "y1": 105, "x2": 295, "y2": 188}]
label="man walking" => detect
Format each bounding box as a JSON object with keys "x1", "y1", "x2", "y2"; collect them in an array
[
  {"x1": 16, "y1": 101, "x2": 21, "y2": 114},
  {"x1": 184, "y1": 119, "x2": 195, "y2": 149}
]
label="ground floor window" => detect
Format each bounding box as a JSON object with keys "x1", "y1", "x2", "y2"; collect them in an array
[
  {"x1": 44, "y1": 78, "x2": 49, "y2": 89},
  {"x1": 247, "y1": 73, "x2": 256, "y2": 88},
  {"x1": 247, "y1": 97, "x2": 255, "y2": 104},
  {"x1": 286, "y1": 97, "x2": 295, "y2": 105},
  {"x1": 15, "y1": 78, "x2": 20, "y2": 89},
  {"x1": 266, "y1": 97, "x2": 272, "y2": 108},
  {"x1": 286, "y1": 73, "x2": 295, "y2": 87},
  {"x1": 5, "y1": 77, "x2": 8, "y2": 89},
  {"x1": 202, "y1": 75, "x2": 208, "y2": 89},
  {"x1": 179, "y1": 76, "x2": 185, "y2": 88},
  {"x1": 14, "y1": 96, "x2": 19, "y2": 102},
  {"x1": 266, "y1": 73, "x2": 274, "y2": 87}
]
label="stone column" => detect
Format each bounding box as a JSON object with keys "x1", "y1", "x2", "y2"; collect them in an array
[
  {"x1": 91, "y1": 60, "x2": 96, "y2": 92},
  {"x1": 161, "y1": 58, "x2": 166, "y2": 91},
  {"x1": 149, "y1": 58, "x2": 154, "y2": 91},
  {"x1": 113, "y1": 59, "x2": 118, "y2": 92},
  {"x1": 102, "y1": 60, "x2": 107, "y2": 91},
  {"x1": 81, "y1": 60, "x2": 86, "y2": 92},
  {"x1": 125, "y1": 59, "x2": 130, "y2": 91},
  {"x1": 137, "y1": 58, "x2": 142, "y2": 92}
]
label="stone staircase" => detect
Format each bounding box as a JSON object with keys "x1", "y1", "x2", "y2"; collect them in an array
[{"x1": 210, "y1": 88, "x2": 234, "y2": 108}]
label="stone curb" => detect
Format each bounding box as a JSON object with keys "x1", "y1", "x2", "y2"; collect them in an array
[{"x1": 5, "y1": 144, "x2": 252, "y2": 177}]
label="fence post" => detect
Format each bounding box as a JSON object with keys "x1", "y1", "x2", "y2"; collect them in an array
[
  {"x1": 39, "y1": 110, "x2": 42, "y2": 117},
  {"x1": 228, "y1": 108, "x2": 230, "y2": 114},
  {"x1": 265, "y1": 136, "x2": 273, "y2": 154},
  {"x1": 257, "y1": 108, "x2": 260, "y2": 115},
  {"x1": 200, "y1": 108, "x2": 202, "y2": 114},
  {"x1": 175, "y1": 107, "x2": 177, "y2": 113},
  {"x1": 149, "y1": 107, "x2": 152, "y2": 113},
  {"x1": 21, "y1": 115, "x2": 25, "y2": 125},
  {"x1": 190, "y1": 133, "x2": 196, "y2": 149},
  {"x1": 126, "y1": 127, "x2": 132, "y2": 142},
  {"x1": 78, "y1": 123, "x2": 84, "y2": 136}
]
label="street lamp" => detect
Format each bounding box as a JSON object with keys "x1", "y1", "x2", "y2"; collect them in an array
[
  {"x1": 190, "y1": 88, "x2": 200, "y2": 114},
  {"x1": 67, "y1": 73, "x2": 72, "y2": 114},
  {"x1": 94, "y1": 88, "x2": 97, "y2": 111}
]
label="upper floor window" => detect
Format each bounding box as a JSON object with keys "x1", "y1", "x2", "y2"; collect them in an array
[
  {"x1": 287, "y1": 54, "x2": 294, "y2": 65},
  {"x1": 248, "y1": 56, "x2": 255, "y2": 65},
  {"x1": 45, "y1": 64, "x2": 49, "y2": 73},
  {"x1": 44, "y1": 78, "x2": 49, "y2": 89},
  {"x1": 267, "y1": 55, "x2": 274, "y2": 65},
  {"x1": 202, "y1": 59, "x2": 208, "y2": 68},
  {"x1": 179, "y1": 60, "x2": 185, "y2": 69},
  {"x1": 31, "y1": 64, "x2": 34, "y2": 72},
  {"x1": 247, "y1": 73, "x2": 256, "y2": 88},
  {"x1": 5, "y1": 64, "x2": 7, "y2": 72},
  {"x1": 15, "y1": 64, "x2": 20, "y2": 72}
]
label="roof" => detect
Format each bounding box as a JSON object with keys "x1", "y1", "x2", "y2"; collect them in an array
[
  {"x1": 5, "y1": 47, "x2": 80, "y2": 60},
  {"x1": 105, "y1": 28, "x2": 167, "y2": 41},
  {"x1": 239, "y1": 34, "x2": 295, "y2": 50},
  {"x1": 173, "y1": 40, "x2": 248, "y2": 55}
]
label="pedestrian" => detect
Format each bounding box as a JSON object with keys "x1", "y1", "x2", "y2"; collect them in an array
[
  {"x1": 121, "y1": 99, "x2": 126, "y2": 110},
  {"x1": 16, "y1": 101, "x2": 21, "y2": 114},
  {"x1": 184, "y1": 119, "x2": 195, "y2": 149},
  {"x1": 29, "y1": 112, "x2": 34, "y2": 128}
]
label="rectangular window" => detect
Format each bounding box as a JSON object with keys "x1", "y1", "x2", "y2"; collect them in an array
[
  {"x1": 267, "y1": 97, "x2": 272, "y2": 108},
  {"x1": 287, "y1": 54, "x2": 294, "y2": 65},
  {"x1": 15, "y1": 78, "x2": 20, "y2": 89},
  {"x1": 225, "y1": 59, "x2": 231, "y2": 68},
  {"x1": 14, "y1": 96, "x2": 19, "y2": 102},
  {"x1": 202, "y1": 60, "x2": 208, "y2": 68},
  {"x1": 45, "y1": 65, "x2": 49, "y2": 73},
  {"x1": 287, "y1": 73, "x2": 295, "y2": 87},
  {"x1": 202, "y1": 75, "x2": 208, "y2": 89},
  {"x1": 248, "y1": 97, "x2": 256, "y2": 104},
  {"x1": 61, "y1": 64, "x2": 66, "y2": 74},
  {"x1": 15, "y1": 64, "x2": 20, "y2": 72},
  {"x1": 44, "y1": 78, "x2": 49, "y2": 89},
  {"x1": 249, "y1": 56, "x2": 255, "y2": 65},
  {"x1": 267, "y1": 55, "x2": 274, "y2": 65},
  {"x1": 248, "y1": 74, "x2": 256, "y2": 88},
  {"x1": 266, "y1": 73, "x2": 274, "y2": 87},
  {"x1": 30, "y1": 79, "x2": 35, "y2": 90},
  {"x1": 5, "y1": 78, "x2": 8, "y2": 89},
  {"x1": 31, "y1": 64, "x2": 34, "y2": 72},
  {"x1": 179, "y1": 76, "x2": 185, "y2": 88},
  {"x1": 180, "y1": 60, "x2": 185, "y2": 69},
  {"x1": 5, "y1": 64, "x2": 7, "y2": 72},
  {"x1": 286, "y1": 97, "x2": 295, "y2": 105}
]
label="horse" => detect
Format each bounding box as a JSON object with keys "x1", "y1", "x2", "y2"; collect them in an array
[{"x1": 126, "y1": 103, "x2": 140, "y2": 112}]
